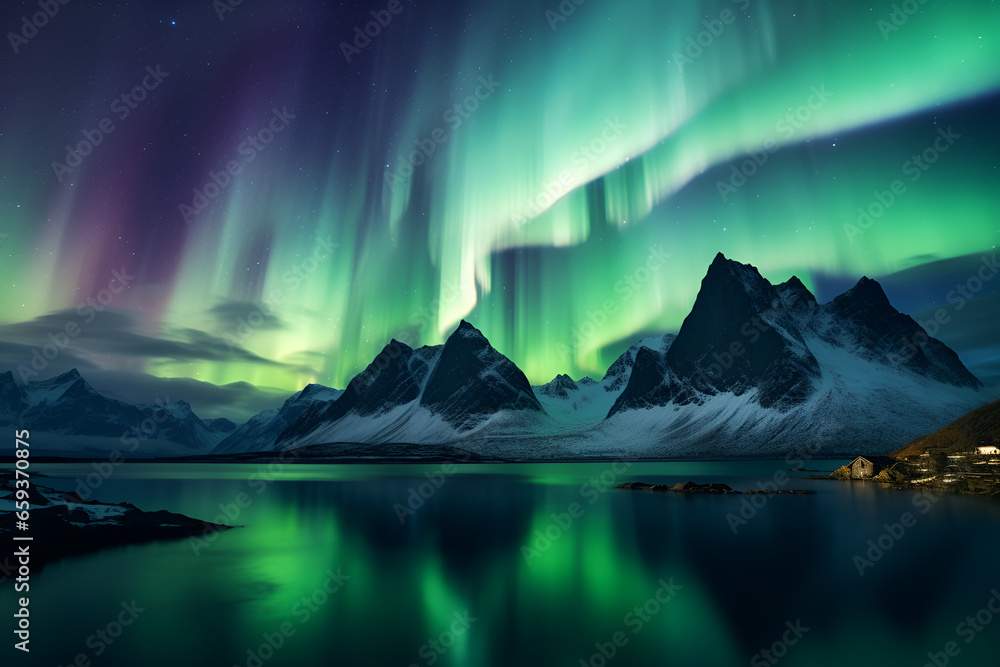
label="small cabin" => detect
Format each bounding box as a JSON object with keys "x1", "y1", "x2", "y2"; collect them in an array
[
  {"x1": 976, "y1": 445, "x2": 999, "y2": 456},
  {"x1": 849, "y1": 456, "x2": 897, "y2": 480}
]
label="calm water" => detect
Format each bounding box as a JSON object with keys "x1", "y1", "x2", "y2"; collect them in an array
[{"x1": 5, "y1": 460, "x2": 1000, "y2": 667}]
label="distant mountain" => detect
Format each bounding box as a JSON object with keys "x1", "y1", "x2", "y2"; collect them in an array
[
  {"x1": 533, "y1": 334, "x2": 676, "y2": 426},
  {"x1": 0, "y1": 369, "x2": 234, "y2": 457},
  {"x1": 602, "y1": 334, "x2": 677, "y2": 394},
  {"x1": 537, "y1": 374, "x2": 580, "y2": 399},
  {"x1": 893, "y1": 399, "x2": 1000, "y2": 458},
  {"x1": 212, "y1": 383, "x2": 343, "y2": 455},
  {"x1": 598, "y1": 253, "x2": 986, "y2": 455},
  {"x1": 263, "y1": 320, "x2": 545, "y2": 452}
]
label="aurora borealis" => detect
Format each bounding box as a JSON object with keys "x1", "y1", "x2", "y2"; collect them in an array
[{"x1": 0, "y1": 0, "x2": 998, "y2": 419}]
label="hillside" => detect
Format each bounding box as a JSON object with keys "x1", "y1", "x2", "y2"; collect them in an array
[{"x1": 893, "y1": 398, "x2": 1000, "y2": 458}]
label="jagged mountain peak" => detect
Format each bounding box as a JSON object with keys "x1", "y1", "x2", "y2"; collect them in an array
[
  {"x1": 443, "y1": 320, "x2": 492, "y2": 356},
  {"x1": 538, "y1": 373, "x2": 580, "y2": 398},
  {"x1": 775, "y1": 276, "x2": 818, "y2": 310},
  {"x1": 46, "y1": 368, "x2": 85, "y2": 384},
  {"x1": 818, "y1": 275, "x2": 982, "y2": 390},
  {"x1": 420, "y1": 320, "x2": 543, "y2": 427},
  {"x1": 704, "y1": 252, "x2": 771, "y2": 293},
  {"x1": 268, "y1": 319, "x2": 544, "y2": 447},
  {"x1": 298, "y1": 383, "x2": 334, "y2": 401},
  {"x1": 608, "y1": 255, "x2": 985, "y2": 448},
  {"x1": 601, "y1": 334, "x2": 676, "y2": 393},
  {"x1": 622, "y1": 255, "x2": 828, "y2": 414},
  {"x1": 452, "y1": 319, "x2": 485, "y2": 339},
  {"x1": 32, "y1": 368, "x2": 98, "y2": 400},
  {"x1": 834, "y1": 275, "x2": 893, "y2": 311}
]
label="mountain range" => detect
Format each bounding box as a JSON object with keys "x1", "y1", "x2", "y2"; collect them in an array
[
  {"x1": 0, "y1": 369, "x2": 235, "y2": 457},
  {"x1": 2, "y1": 254, "x2": 990, "y2": 458}
]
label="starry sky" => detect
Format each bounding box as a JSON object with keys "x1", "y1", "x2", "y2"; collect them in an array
[{"x1": 0, "y1": 0, "x2": 998, "y2": 420}]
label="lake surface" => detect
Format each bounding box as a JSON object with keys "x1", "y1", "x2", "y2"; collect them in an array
[{"x1": 6, "y1": 460, "x2": 1000, "y2": 666}]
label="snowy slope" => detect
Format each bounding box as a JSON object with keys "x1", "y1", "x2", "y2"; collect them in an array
[
  {"x1": 534, "y1": 334, "x2": 676, "y2": 426},
  {"x1": 584, "y1": 337, "x2": 986, "y2": 458},
  {"x1": 212, "y1": 384, "x2": 342, "y2": 454},
  {"x1": 271, "y1": 321, "x2": 545, "y2": 451}
]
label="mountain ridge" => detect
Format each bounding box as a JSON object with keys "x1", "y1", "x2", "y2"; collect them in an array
[{"x1": 1, "y1": 255, "x2": 988, "y2": 459}]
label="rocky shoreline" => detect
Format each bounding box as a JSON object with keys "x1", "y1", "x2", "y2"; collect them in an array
[
  {"x1": 618, "y1": 481, "x2": 815, "y2": 495},
  {"x1": 813, "y1": 463, "x2": 1000, "y2": 497},
  {"x1": 0, "y1": 471, "x2": 235, "y2": 574}
]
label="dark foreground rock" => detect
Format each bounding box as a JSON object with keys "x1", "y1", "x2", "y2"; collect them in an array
[
  {"x1": 618, "y1": 481, "x2": 814, "y2": 495},
  {"x1": 0, "y1": 471, "x2": 234, "y2": 573}
]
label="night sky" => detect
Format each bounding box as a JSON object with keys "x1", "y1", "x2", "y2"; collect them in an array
[{"x1": 1, "y1": 0, "x2": 998, "y2": 420}]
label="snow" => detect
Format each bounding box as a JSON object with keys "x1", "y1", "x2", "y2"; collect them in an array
[
  {"x1": 5, "y1": 273, "x2": 989, "y2": 460},
  {"x1": 285, "y1": 400, "x2": 460, "y2": 448},
  {"x1": 0, "y1": 491, "x2": 128, "y2": 522},
  {"x1": 535, "y1": 380, "x2": 619, "y2": 427}
]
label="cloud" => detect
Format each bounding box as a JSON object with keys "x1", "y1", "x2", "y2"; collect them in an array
[
  {"x1": 812, "y1": 250, "x2": 998, "y2": 315},
  {"x1": 0, "y1": 307, "x2": 293, "y2": 367},
  {"x1": 209, "y1": 299, "x2": 288, "y2": 332},
  {"x1": 82, "y1": 371, "x2": 292, "y2": 422},
  {"x1": 0, "y1": 307, "x2": 328, "y2": 419}
]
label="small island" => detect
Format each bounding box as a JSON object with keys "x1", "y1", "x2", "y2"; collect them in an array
[{"x1": 618, "y1": 481, "x2": 814, "y2": 495}]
